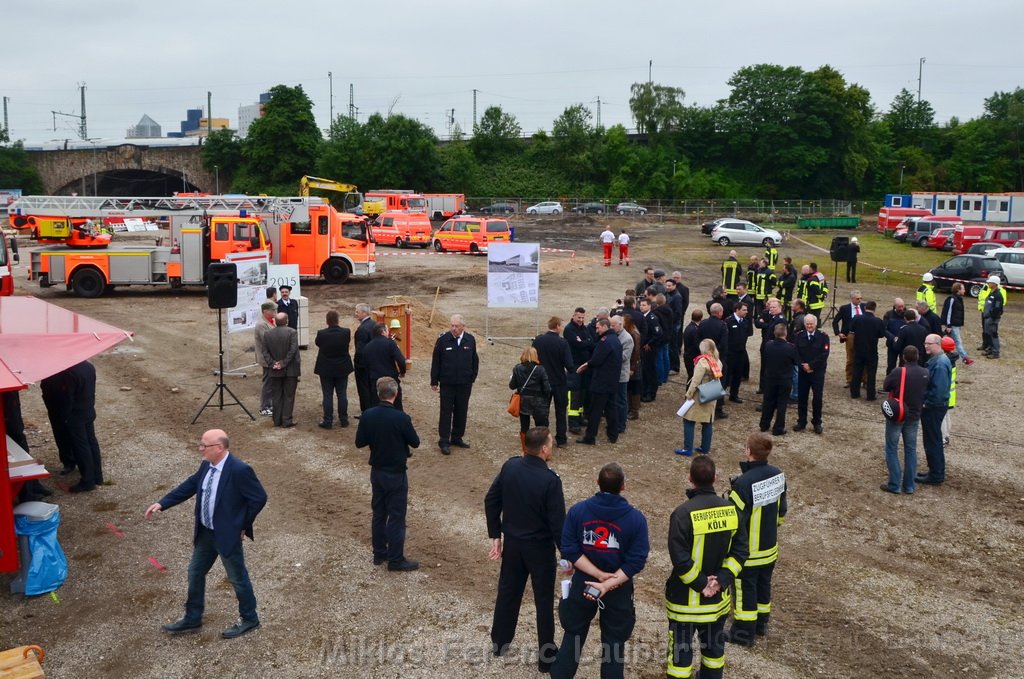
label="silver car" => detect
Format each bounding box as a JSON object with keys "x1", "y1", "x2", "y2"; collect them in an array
[
  {"x1": 615, "y1": 202, "x2": 648, "y2": 215},
  {"x1": 526, "y1": 201, "x2": 563, "y2": 215},
  {"x1": 710, "y1": 220, "x2": 782, "y2": 247}
]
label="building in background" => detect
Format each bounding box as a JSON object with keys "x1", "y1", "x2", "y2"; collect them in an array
[
  {"x1": 126, "y1": 114, "x2": 162, "y2": 139},
  {"x1": 238, "y1": 92, "x2": 271, "y2": 138},
  {"x1": 165, "y1": 108, "x2": 229, "y2": 138}
]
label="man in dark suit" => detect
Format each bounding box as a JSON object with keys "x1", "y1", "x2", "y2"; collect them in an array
[
  {"x1": 314, "y1": 310, "x2": 354, "y2": 429},
  {"x1": 916, "y1": 300, "x2": 943, "y2": 336},
  {"x1": 363, "y1": 322, "x2": 408, "y2": 410},
  {"x1": 355, "y1": 377, "x2": 421, "y2": 572},
  {"x1": 698, "y1": 302, "x2": 730, "y2": 418},
  {"x1": 832, "y1": 290, "x2": 865, "y2": 387},
  {"x1": 276, "y1": 285, "x2": 298, "y2": 329},
  {"x1": 849, "y1": 301, "x2": 891, "y2": 400},
  {"x1": 353, "y1": 303, "x2": 375, "y2": 416},
  {"x1": 638, "y1": 298, "x2": 664, "y2": 402},
  {"x1": 575, "y1": 318, "x2": 622, "y2": 445},
  {"x1": 760, "y1": 324, "x2": 799, "y2": 435},
  {"x1": 755, "y1": 297, "x2": 788, "y2": 394},
  {"x1": 724, "y1": 303, "x2": 753, "y2": 403},
  {"x1": 430, "y1": 314, "x2": 479, "y2": 455},
  {"x1": 533, "y1": 317, "x2": 575, "y2": 447},
  {"x1": 146, "y1": 429, "x2": 267, "y2": 639},
  {"x1": 681, "y1": 309, "x2": 703, "y2": 383},
  {"x1": 67, "y1": 360, "x2": 103, "y2": 493},
  {"x1": 894, "y1": 309, "x2": 928, "y2": 365},
  {"x1": 794, "y1": 314, "x2": 830, "y2": 434},
  {"x1": 563, "y1": 307, "x2": 595, "y2": 434},
  {"x1": 261, "y1": 313, "x2": 300, "y2": 427}
]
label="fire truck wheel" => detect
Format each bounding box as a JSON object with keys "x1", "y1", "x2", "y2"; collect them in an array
[
  {"x1": 395, "y1": 237, "x2": 404, "y2": 249},
  {"x1": 322, "y1": 259, "x2": 350, "y2": 284},
  {"x1": 71, "y1": 268, "x2": 106, "y2": 298},
  {"x1": 470, "y1": 243, "x2": 480, "y2": 254}
]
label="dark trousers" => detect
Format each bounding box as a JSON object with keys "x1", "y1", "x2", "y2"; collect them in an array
[
  {"x1": 67, "y1": 416, "x2": 102, "y2": 488},
  {"x1": 491, "y1": 539, "x2": 557, "y2": 663},
  {"x1": 797, "y1": 370, "x2": 825, "y2": 427},
  {"x1": 519, "y1": 400, "x2": 550, "y2": 433},
  {"x1": 583, "y1": 391, "x2": 618, "y2": 442},
  {"x1": 438, "y1": 383, "x2": 472, "y2": 445},
  {"x1": 43, "y1": 405, "x2": 76, "y2": 471},
  {"x1": 759, "y1": 382, "x2": 790, "y2": 434},
  {"x1": 669, "y1": 325, "x2": 682, "y2": 373},
  {"x1": 354, "y1": 366, "x2": 372, "y2": 413},
  {"x1": 318, "y1": 374, "x2": 349, "y2": 424},
  {"x1": 850, "y1": 353, "x2": 878, "y2": 399},
  {"x1": 683, "y1": 351, "x2": 697, "y2": 383},
  {"x1": 726, "y1": 351, "x2": 747, "y2": 398},
  {"x1": 667, "y1": 618, "x2": 726, "y2": 679},
  {"x1": 846, "y1": 261, "x2": 857, "y2": 283},
  {"x1": 886, "y1": 346, "x2": 900, "y2": 376},
  {"x1": 368, "y1": 378, "x2": 403, "y2": 411},
  {"x1": 921, "y1": 406, "x2": 948, "y2": 482},
  {"x1": 551, "y1": 579, "x2": 635, "y2": 679},
  {"x1": 259, "y1": 367, "x2": 273, "y2": 411},
  {"x1": 731, "y1": 562, "x2": 776, "y2": 642},
  {"x1": 641, "y1": 348, "x2": 658, "y2": 399},
  {"x1": 271, "y1": 376, "x2": 297, "y2": 426},
  {"x1": 370, "y1": 469, "x2": 408, "y2": 564},
  {"x1": 185, "y1": 526, "x2": 258, "y2": 624},
  {"x1": 547, "y1": 385, "x2": 569, "y2": 444}
]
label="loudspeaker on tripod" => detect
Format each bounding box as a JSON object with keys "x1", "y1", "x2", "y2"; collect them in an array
[
  {"x1": 207, "y1": 262, "x2": 238, "y2": 309},
  {"x1": 830, "y1": 236, "x2": 850, "y2": 263}
]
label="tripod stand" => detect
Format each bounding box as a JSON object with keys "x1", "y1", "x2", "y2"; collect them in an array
[
  {"x1": 192, "y1": 308, "x2": 256, "y2": 424},
  {"x1": 823, "y1": 259, "x2": 840, "y2": 325}
]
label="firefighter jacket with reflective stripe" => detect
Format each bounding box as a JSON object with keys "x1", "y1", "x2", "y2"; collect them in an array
[
  {"x1": 666, "y1": 488, "x2": 748, "y2": 624},
  {"x1": 796, "y1": 275, "x2": 811, "y2": 303},
  {"x1": 765, "y1": 246, "x2": 779, "y2": 269},
  {"x1": 916, "y1": 283, "x2": 936, "y2": 312},
  {"x1": 728, "y1": 460, "x2": 787, "y2": 568},
  {"x1": 807, "y1": 276, "x2": 827, "y2": 311},
  {"x1": 948, "y1": 362, "x2": 957, "y2": 408},
  {"x1": 754, "y1": 268, "x2": 776, "y2": 301},
  {"x1": 721, "y1": 259, "x2": 740, "y2": 295}
]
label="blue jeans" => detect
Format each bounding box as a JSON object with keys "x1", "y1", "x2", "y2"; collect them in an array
[
  {"x1": 616, "y1": 382, "x2": 628, "y2": 433},
  {"x1": 657, "y1": 345, "x2": 670, "y2": 384},
  {"x1": 884, "y1": 418, "x2": 919, "y2": 492},
  {"x1": 185, "y1": 526, "x2": 258, "y2": 624},
  {"x1": 790, "y1": 365, "x2": 799, "y2": 401},
  {"x1": 948, "y1": 326, "x2": 968, "y2": 360},
  {"x1": 683, "y1": 419, "x2": 713, "y2": 453},
  {"x1": 319, "y1": 374, "x2": 349, "y2": 423}
]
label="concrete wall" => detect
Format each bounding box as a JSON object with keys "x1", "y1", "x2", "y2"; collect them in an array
[{"x1": 27, "y1": 144, "x2": 214, "y2": 194}]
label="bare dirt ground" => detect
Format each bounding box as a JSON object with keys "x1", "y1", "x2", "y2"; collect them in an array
[{"x1": 2, "y1": 215, "x2": 1022, "y2": 678}]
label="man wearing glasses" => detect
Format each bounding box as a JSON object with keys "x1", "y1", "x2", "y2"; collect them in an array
[{"x1": 145, "y1": 429, "x2": 268, "y2": 639}]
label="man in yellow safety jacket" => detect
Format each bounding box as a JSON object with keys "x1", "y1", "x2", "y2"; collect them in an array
[
  {"x1": 917, "y1": 273, "x2": 937, "y2": 312},
  {"x1": 666, "y1": 455, "x2": 747, "y2": 679},
  {"x1": 764, "y1": 244, "x2": 779, "y2": 270},
  {"x1": 721, "y1": 252, "x2": 741, "y2": 299},
  {"x1": 977, "y1": 280, "x2": 1007, "y2": 354}
]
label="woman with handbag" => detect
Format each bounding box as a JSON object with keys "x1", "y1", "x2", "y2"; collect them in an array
[
  {"x1": 509, "y1": 347, "x2": 551, "y2": 451},
  {"x1": 676, "y1": 339, "x2": 723, "y2": 456}
]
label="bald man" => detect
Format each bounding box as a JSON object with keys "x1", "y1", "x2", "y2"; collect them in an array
[{"x1": 146, "y1": 429, "x2": 268, "y2": 639}]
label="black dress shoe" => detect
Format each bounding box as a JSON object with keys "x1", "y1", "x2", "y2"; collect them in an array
[
  {"x1": 283, "y1": 422, "x2": 297, "y2": 428},
  {"x1": 729, "y1": 397, "x2": 744, "y2": 404},
  {"x1": 772, "y1": 429, "x2": 787, "y2": 436},
  {"x1": 69, "y1": 482, "x2": 96, "y2": 493},
  {"x1": 793, "y1": 424, "x2": 806, "y2": 432},
  {"x1": 372, "y1": 556, "x2": 386, "y2": 565},
  {"x1": 918, "y1": 477, "x2": 944, "y2": 485},
  {"x1": 338, "y1": 420, "x2": 350, "y2": 428},
  {"x1": 440, "y1": 445, "x2": 451, "y2": 456},
  {"x1": 451, "y1": 440, "x2": 471, "y2": 449},
  {"x1": 575, "y1": 438, "x2": 596, "y2": 445},
  {"x1": 715, "y1": 411, "x2": 728, "y2": 419},
  {"x1": 388, "y1": 559, "x2": 420, "y2": 572},
  {"x1": 222, "y1": 618, "x2": 260, "y2": 639},
  {"x1": 813, "y1": 424, "x2": 823, "y2": 435},
  {"x1": 915, "y1": 472, "x2": 930, "y2": 482},
  {"x1": 162, "y1": 618, "x2": 202, "y2": 634},
  {"x1": 568, "y1": 428, "x2": 582, "y2": 435},
  {"x1": 607, "y1": 436, "x2": 618, "y2": 444},
  {"x1": 60, "y1": 467, "x2": 77, "y2": 476},
  {"x1": 317, "y1": 421, "x2": 332, "y2": 429}
]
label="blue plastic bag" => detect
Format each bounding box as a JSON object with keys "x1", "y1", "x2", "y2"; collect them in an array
[{"x1": 15, "y1": 510, "x2": 68, "y2": 595}]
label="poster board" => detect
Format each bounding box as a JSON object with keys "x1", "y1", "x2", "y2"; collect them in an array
[
  {"x1": 267, "y1": 264, "x2": 301, "y2": 298},
  {"x1": 487, "y1": 242, "x2": 540, "y2": 308},
  {"x1": 225, "y1": 252, "x2": 269, "y2": 334}
]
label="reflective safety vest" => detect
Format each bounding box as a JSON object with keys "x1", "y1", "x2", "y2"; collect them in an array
[
  {"x1": 978, "y1": 285, "x2": 1007, "y2": 312},
  {"x1": 764, "y1": 246, "x2": 779, "y2": 269},
  {"x1": 949, "y1": 363, "x2": 957, "y2": 408},
  {"x1": 746, "y1": 266, "x2": 757, "y2": 291},
  {"x1": 917, "y1": 283, "x2": 936, "y2": 312},
  {"x1": 721, "y1": 260, "x2": 740, "y2": 295},
  {"x1": 796, "y1": 276, "x2": 810, "y2": 303},
  {"x1": 754, "y1": 270, "x2": 776, "y2": 301},
  {"x1": 807, "y1": 277, "x2": 827, "y2": 311}
]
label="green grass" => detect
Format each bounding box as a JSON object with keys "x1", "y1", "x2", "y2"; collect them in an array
[{"x1": 787, "y1": 231, "x2": 951, "y2": 289}]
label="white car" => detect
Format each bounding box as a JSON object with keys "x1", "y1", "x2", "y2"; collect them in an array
[
  {"x1": 526, "y1": 201, "x2": 563, "y2": 215},
  {"x1": 989, "y1": 247, "x2": 1024, "y2": 285},
  {"x1": 710, "y1": 220, "x2": 782, "y2": 247}
]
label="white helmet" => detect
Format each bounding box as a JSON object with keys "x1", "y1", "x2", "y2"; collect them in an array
[
  {"x1": 987, "y1": 275, "x2": 1001, "y2": 284},
  {"x1": 850, "y1": 237, "x2": 858, "y2": 243},
  {"x1": 922, "y1": 273, "x2": 934, "y2": 282}
]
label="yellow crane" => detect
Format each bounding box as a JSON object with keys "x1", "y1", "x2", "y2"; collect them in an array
[{"x1": 298, "y1": 176, "x2": 363, "y2": 214}]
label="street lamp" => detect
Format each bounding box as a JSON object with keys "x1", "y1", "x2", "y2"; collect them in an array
[
  {"x1": 899, "y1": 165, "x2": 906, "y2": 193},
  {"x1": 215, "y1": 165, "x2": 220, "y2": 195}
]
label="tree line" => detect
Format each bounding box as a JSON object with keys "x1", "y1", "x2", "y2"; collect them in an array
[{"x1": 3, "y1": 65, "x2": 1022, "y2": 203}]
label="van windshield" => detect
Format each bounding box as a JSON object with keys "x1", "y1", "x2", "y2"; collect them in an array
[
  {"x1": 486, "y1": 220, "x2": 510, "y2": 233},
  {"x1": 407, "y1": 198, "x2": 426, "y2": 210}
]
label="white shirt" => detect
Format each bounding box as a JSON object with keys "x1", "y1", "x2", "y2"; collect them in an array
[
  {"x1": 201, "y1": 455, "x2": 228, "y2": 529},
  {"x1": 618, "y1": 232, "x2": 630, "y2": 245},
  {"x1": 454, "y1": 333, "x2": 463, "y2": 347},
  {"x1": 600, "y1": 229, "x2": 615, "y2": 244}
]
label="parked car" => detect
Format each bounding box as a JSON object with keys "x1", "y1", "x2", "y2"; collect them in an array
[
  {"x1": 989, "y1": 248, "x2": 1024, "y2": 286},
  {"x1": 526, "y1": 201, "x2": 563, "y2": 215},
  {"x1": 902, "y1": 218, "x2": 961, "y2": 246},
  {"x1": 615, "y1": 202, "x2": 647, "y2": 216},
  {"x1": 928, "y1": 254, "x2": 1006, "y2": 297},
  {"x1": 432, "y1": 216, "x2": 511, "y2": 253},
  {"x1": 1014, "y1": 240, "x2": 1024, "y2": 248},
  {"x1": 893, "y1": 226, "x2": 909, "y2": 242},
  {"x1": 966, "y1": 242, "x2": 1003, "y2": 256},
  {"x1": 701, "y1": 217, "x2": 732, "y2": 235},
  {"x1": 571, "y1": 202, "x2": 606, "y2": 214},
  {"x1": 926, "y1": 227, "x2": 955, "y2": 251},
  {"x1": 478, "y1": 202, "x2": 517, "y2": 214},
  {"x1": 710, "y1": 220, "x2": 782, "y2": 247}
]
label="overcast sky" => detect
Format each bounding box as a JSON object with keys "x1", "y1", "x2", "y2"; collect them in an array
[{"x1": 4, "y1": 0, "x2": 1022, "y2": 144}]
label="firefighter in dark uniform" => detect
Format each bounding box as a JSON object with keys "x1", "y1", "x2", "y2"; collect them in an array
[
  {"x1": 794, "y1": 314, "x2": 830, "y2": 434},
  {"x1": 698, "y1": 304, "x2": 730, "y2": 419},
  {"x1": 759, "y1": 323, "x2": 799, "y2": 435},
  {"x1": 806, "y1": 266, "x2": 828, "y2": 321},
  {"x1": 666, "y1": 455, "x2": 747, "y2": 679},
  {"x1": 362, "y1": 322, "x2": 408, "y2": 410},
  {"x1": 533, "y1": 318, "x2": 575, "y2": 447},
  {"x1": 753, "y1": 260, "x2": 776, "y2": 318},
  {"x1": 563, "y1": 308, "x2": 594, "y2": 433},
  {"x1": 776, "y1": 263, "x2": 797, "y2": 320},
  {"x1": 727, "y1": 433, "x2": 787, "y2": 646},
  {"x1": 764, "y1": 243, "x2": 779, "y2": 270},
  {"x1": 430, "y1": 313, "x2": 479, "y2": 455},
  {"x1": 724, "y1": 303, "x2": 752, "y2": 403},
  {"x1": 484, "y1": 427, "x2": 566, "y2": 672},
  {"x1": 721, "y1": 252, "x2": 741, "y2": 299},
  {"x1": 754, "y1": 297, "x2": 788, "y2": 396}
]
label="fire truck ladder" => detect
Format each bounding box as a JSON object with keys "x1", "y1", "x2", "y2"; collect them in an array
[{"x1": 6, "y1": 195, "x2": 320, "y2": 221}]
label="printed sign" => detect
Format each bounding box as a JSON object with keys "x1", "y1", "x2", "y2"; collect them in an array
[
  {"x1": 751, "y1": 473, "x2": 786, "y2": 507},
  {"x1": 226, "y1": 252, "x2": 270, "y2": 334},
  {"x1": 487, "y1": 242, "x2": 539, "y2": 308},
  {"x1": 690, "y1": 506, "x2": 738, "y2": 535},
  {"x1": 267, "y1": 263, "x2": 301, "y2": 298}
]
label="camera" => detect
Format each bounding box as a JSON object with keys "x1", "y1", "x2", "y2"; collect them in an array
[{"x1": 583, "y1": 584, "x2": 602, "y2": 600}]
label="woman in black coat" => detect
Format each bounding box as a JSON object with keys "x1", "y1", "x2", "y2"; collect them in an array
[{"x1": 509, "y1": 347, "x2": 551, "y2": 447}]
